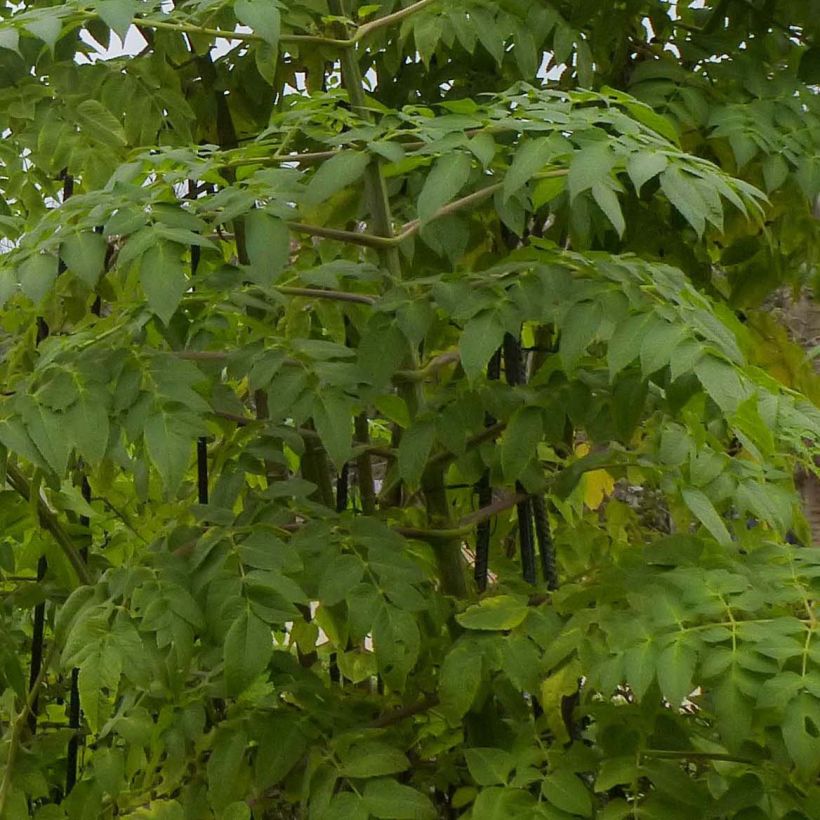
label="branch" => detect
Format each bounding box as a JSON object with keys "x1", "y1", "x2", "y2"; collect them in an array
[
  {"x1": 353, "y1": 0, "x2": 438, "y2": 43},
  {"x1": 130, "y1": 0, "x2": 438, "y2": 50},
  {"x1": 394, "y1": 350, "x2": 460, "y2": 382},
  {"x1": 369, "y1": 693, "x2": 440, "y2": 728},
  {"x1": 6, "y1": 465, "x2": 92, "y2": 586},
  {"x1": 276, "y1": 286, "x2": 376, "y2": 305}
]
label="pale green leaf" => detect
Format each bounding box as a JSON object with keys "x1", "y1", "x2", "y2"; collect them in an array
[
  {"x1": 627, "y1": 151, "x2": 668, "y2": 194},
  {"x1": 501, "y1": 406, "x2": 542, "y2": 482},
  {"x1": 661, "y1": 165, "x2": 706, "y2": 236},
  {"x1": 95, "y1": 0, "x2": 139, "y2": 39},
  {"x1": 504, "y1": 137, "x2": 555, "y2": 201},
  {"x1": 244, "y1": 211, "x2": 289, "y2": 285},
  {"x1": 439, "y1": 641, "x2": 482, "y2": 722},
  {"x1": 62, "y1": 231, "x2": 107, "y2": 288},
  {"x1": 397, "y1": 419, "x2": 435, "y2": 488},
  {"x1": 460, "y1": 311, "x2": 504, "y2": 381},
  {"x1": 695, "y1": 355, "x2": 749, "y2": 412},
  {"x1": 19, "y1": 253, "x2": 57, "y2": 303},
  {"x1": 143, "y1": 411, "x2": 200, "y2": 490},
  {"x1": 418, "y1": 152, "x2": 472, "y2": 224},
  {"x1": 235, "y1": 0, "x2": 281, "y2": 48},
  {"x1": 25, "y1": 12, "x2": 62, "y2": 51},
  {"x1": 0, "y1": 28, "x2": 20, "y2": 53},
  {"x1": 76, "y1": 99, "x2": 127, "y2": 148},
  {"x1": 591, "y1": 181, "x2": 625, "y2": 236},
  {"x1": 313, "y1": 391, "x2": 354, "y2": 469},
  {"x1": 140, "y1": 240, "x2": 188, "y2": 325},
  {"x1": 456, "y1": 595, "x2": 529, "y2": 631},
  {"x1": 682, "y1": 487, "x2": 731, "y2": 545},
  {"x1": 304, "y1": 151, "x2": 370, "y2": 207},
  {"x1": 568, "y1": 142, "x2": 615, "y2": 200}
]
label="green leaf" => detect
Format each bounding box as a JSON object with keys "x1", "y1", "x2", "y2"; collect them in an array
[
  {"x1": 140, "y1": 240, "x2": 188, "y2": 325},
  {"x1": 143, "y1": 411, "x2": 200, "y2": 490},
  {"x1": 660, "y1": 165, "x2": 706, "y2": 236},
  {"x1": 501, "y1": 406, "x2": 542, "y2": 483},
  {"x1": 324, "y1": 793, "x2": 368, "y2": 820},
  {"x1": 439, "y1": 641, "x2": 482, "y2": 722},
  {"x1": 695, "y1": 356, "x2": 749, "y2": 413},
  {"x1": 456, "y1": 595, "x2": 529, "y2": 631},
  {"x1": 65, "y1": 386, "x2": 110, "y2": 463},
  {"x1": 504, "y1": 137, "x2": 556, "y2": 201},
  {"x1": 223, "y1": 609, "x2": 271, "y2": 696},
  {"x1": 397, "y1": 419, "x2": 435, "y2": 488},
  {"x1": 318, "y1": 554, "x2": 364, "y2": 606},
  {"x1": 417, "y1": 152, "x2": 472, "y2": 224},
  {"x1": 591, "y1": 181, "x2": 625, "y2": 236},
  {"x1": 640, "y1": 319, "x2": 688, "y2": 376},
  {"x1": 372, "y1": 604, "x2": 420, "y2": 691},
  {"x1": 460, "y1": 311, "x2": 504, "y2": 381},
  {"x1": 681, "y1": 487, "x2": 731, "y2": 545},
  {"x1": 207, "y1": 729, "x2": 248, "y2": 811},
  {"x1": 25, "y1": 401, "x2": 71, "y2": 475},
  {"x1": 782, "y1": 693, "x2": 820, "y2": 777},
  {"x1": 75, "y1": 99, "x2": 127, "y2": 148},
  {"x1": 0, "y1": 267, "x2": 16, "y2": 308},
  {"x1": 656, "y1": 639, "x2": 696, "y2": 705},
  {"x1": 608, "y1": 313, "x2": 652, "y2": 379},
  {"x1": 560, "y1": 301, "x2": 602, "y2": 371},
  {"x1": 304, "y1": 151, "x2": 370, "y2": 207},
  {"x1": 627, "y1": 152, "x2": 668, "y2": 194},
  {"x1": 19, "y1": 253, "x2": 57, "y2": 304},
  {"x1": 235, "y1": 0, "x2": 281, "y2": 48},
  {"x1": 543, "y1": 771, "x2": 593, "y2": 816},
  {"x1": 464, "y1": 748, "x2": 515, "y2": 786},
  {"x1": 254, "y1": 715, "x2": 306, "y2": 789},
  {"x1": 244, "y1": 211, "x2": 289, "y2": 285},
  {"x1": 25, "y1": 12, "x2": 62, "y2": 51},
  {"x1": 337, "y1": 741, "x2": 409, "y2": 779},
  {"x1": 568, "y1": 142, "x2": 615, "y2": 200},
  {"x1": 62, "y1": 231, "x2": 107, "y2": 288},
  {"x1": 532, "y1": 174, "x2": 567, "y2": 209},
  {"x1": 313, "y1": 391, "x2": 354, "y2": 469},
  {"x1": 363, "y1": 778, "x2": 436, "y2": 820},
  {"x1": 95, "y1": 0, "x2": 139, "y2": 39},
  {"x1": 0, "y1": 28, "x2": 20, "y2": 53}
]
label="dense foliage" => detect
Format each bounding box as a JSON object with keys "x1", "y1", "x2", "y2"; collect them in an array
[{"x1": 0, "y1": 0, "x2": 819, "y2": 817}]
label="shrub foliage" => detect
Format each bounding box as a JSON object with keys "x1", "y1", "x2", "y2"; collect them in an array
[{"x1": 0, "y1": 1, "x2": 819, "y2": 817}]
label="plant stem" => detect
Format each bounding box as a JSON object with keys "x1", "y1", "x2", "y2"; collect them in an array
[
  {"x1": 131, "y1": 0, "x2": 438, "y2": 49},
  {"x1": 6, "y1": 465, "x2": 92, "y2": 586}
]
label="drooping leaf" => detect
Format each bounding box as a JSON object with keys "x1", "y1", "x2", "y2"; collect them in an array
[
  {"x1": 417, "y1": 152, "x2": 472, "y2": 224},
  {"x1": 303, "y1": 151, "x2": 370, "y2": 207},
  {"x1": 62, "y1": 231, "x2": 107, "y2": 288},
  {"x1": 223, "y1": 609, "x2": 272, "y2": 696},
  {"x1": 235, "y1": 0, "x2": 281, "y2": 48},
  {"x1": 139, "y1": 241, "x2": 188, "y2": 325}
]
